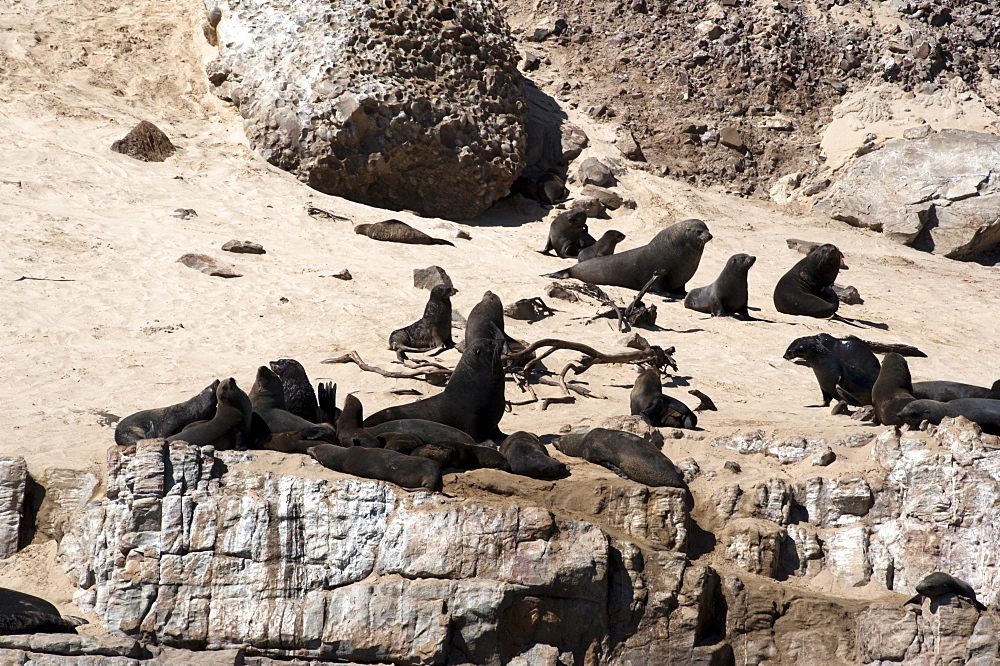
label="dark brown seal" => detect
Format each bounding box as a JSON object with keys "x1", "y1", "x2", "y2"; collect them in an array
[
  {"x1": 899, "y1": 398, "x2": 1000, "y2": 435},
  {"x1": 464, "y1": 290, "x2": 520, "y2": 353},
  {"x1": 369, "y1": 419, "x2": 477, "y2": 446},
  {"x1": 249, "y1": 366, "x2": 335, "y2": 435},
  {"x1": 0, "y1": 588, "x2": 86, "y2": 635},
  {"x1": 364, "y1": 339, "x2": 506, "y2": 441},
  {"x1": 871, "y1": 353, "x2": 915, "y2": 426},
  {"x1": 683, "y1": 253, "x2": 756, "y2": 319},
  {"x1": 308, "y1": 443, "x2": 442, "y2": 491},
  {"x1": 411, "y1": 441, "x2": 510, "y2": 471},
  {"x1": 540, "y1": 209, "x2": 595, "y2": 258},
  {"x1": 630, "y1": 369, "x2": 697, "y2": 429},
  {"x1": 166, "y1": 377, "x2": 253, "y2": 450},
  {"x1": 772, "y1": 243, "x2": 844, "y2": 318},
  {"x1": 258, "y1": 426, "x2": 339, "y2": 454},
  {"x1": 355, "y1": 219, "x2": 454, "y2": 246},
  {"x1": 783, "y1": 334, "x2": 881, "y2": 406},
  {"x1": 388, "y1": 284, "x2": 456, "y2": 356},
  {"x1": 546, "y1": 219, "x2": 712, "y2": 296},
  {"x1": 555, "y1": 428, "x2": 688, "y2": 490},
  {"x1": 499, "y1": 431, "x2": 567, "y2": 479},
  {"x1": 268, "y1": 359, "x2": 319, "y2": 422},
  {"x1": 577, "y1": 229, "x2": 625, "y2": 262},
  {"x1": 905, "y1": 572, "x2": 986, "y2": 611},
  {"x1": 336, "y1": 394, "x2": 383, "y2": 448},
  {"x1": 912, "y1": 380, "x2": 1000, "y2": 402},
  {"x1": 115, "y1": 380, "x2": 219, "y2": 446}
]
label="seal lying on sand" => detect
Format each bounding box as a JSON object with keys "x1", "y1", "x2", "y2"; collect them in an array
[
  {"x1": 499, "y1": 431, "x2": 566, "y2": 479},
  {"x1": 905, "y1": 572, "x2": 987, "y2": 611},
  {"x1": 871, "y1": 353, "x2": 915, "y2": 426},
  {"x1": 630, "y1": 369, "x2": 698, "y2": 429},
  {"x1": 166, "y1": 378, "x2": 253, "y2": 450},
  {"x1": 0, "y1": 588, "x2": 87, "y2": 635},
  {"x1": 355, "y1": 219, "x2": 454, "y2": 246},
  {"x1": 773, "y1": 243, "x2": 844, "y2": 318},
  {"x1": 545, "y1": 219, "x2": 712, "y2": 296},
  {"x1": 577, "y1": 230, "x2": 625, "y2": 262},
  {"x1": 410, "y1": 441, "x2": 510, "y2": 471},
  {"x1": 683, "y1": 253, "x2": 756, "y2": 319},
  {"x1": 389, "y1": 284, "x2": 455, "y2": 357},
  {"x1": 364, "y1": 339, "x2": 506, "y2": 442},
  {"x1": 783, "y1": 334, "x2": 881, "y2": 406},
  {"x1": 115, "y1": 380, "x2": 219, "y2": 446},
  {"x1": 899, "y1": 398, "x2": 1000, "y2": 435},
  {"x1": 308, "y1": 443, "x2": 442, "y2": 491}
]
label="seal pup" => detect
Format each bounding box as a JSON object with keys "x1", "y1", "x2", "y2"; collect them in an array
[
  {"x1": 308, "y1": 443, "x2": 442, "y2": 491},
  {"x1": 499, "y1": 431, "x2": 567, "y2": 479},
  {"x1": 269, "y1": 359, "x2": 320, "y2": 422},
  {"x1": 115, "y1": 380, "x2": 220, "y2": 446},
  {"x1": 249, "y1": 366, "x2": 336, "y2": 435},
  {"x1": 912, "y1": 380, "x2": 1000, "y2": 402},
  {"x1": 369, "y1": 419, "x2": 477, "y2": 446},
  {"x1": 546, "y1": 219, "x2": 712, "y2": 296},
  {"x1": 540, "y1": 209, "x2": 594, "y2": 258},
  {"x1": 556, "y1": 428, "x2": 687, "y2": 489},
  {"x1": 899, "y1": 398, "x2": 1000, "y2": 435},
  {"x1": 464, "y1": 291, "x2": 521, "y2": 354},
  {"x1": 388, "y1": 284, "x2": 456, "y2": 359},
  {"x1": 364, "y1": 339, "x2": 506, "y2": 442},
  {"x1": 166, "y1": 377, "x2": 253, "y2": 450},
  {"x1": 412, "y1": 441, "x2": 510, "y2": 470},
  {"x1": 773, "y1": 243, "x2": 844, "y2": 318},
  {"x1": 259, "y1": 426, "x2": 338, "y2": 454},
  {"x1": 0, "y1": 588, "x2": 87, "y2": 635},
  {"x1": 871, "y1": 353, "x2": 915, "y2": 426},
  {"x1": 683, "y1": 253, "x2": 756, "y2": 319},
  {"x1": 354, "y1": 219, "x2": 454, "y2": 246},
  {"x1": 336, "y1": 394, "x2": 383, "y2": 448},
  {"x1": 630, "y1": 368, "x2": 698, "y2": 429},
  {"x1": 783, "y1": 334, "x2": 881, "y2": 406},
  {"x1": 905, "y1": 572, "x2": 986, "y2": 611},
  {"x1": 577, "y1": 230, "x2": 626, "y2": 262}
]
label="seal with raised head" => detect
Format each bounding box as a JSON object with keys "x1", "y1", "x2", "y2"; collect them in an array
[
  {"x1": 871, "y1": 353, "x2": 916, "y2": 426},
  {"x1": 773, "y1": 243, "x2": 844, "y2": 318},
  {"x1": 388, "y1": 284, "x2": 456, "y2": 357},
  {"x1": 464, "y1": 290, "x2": 520, "y2": 353},
  {"x1": 369, "y1": 419, "x2": 477, "y2": 446},
  {"x1": 166, "y1": 377, "x2": 254, "y2": 450},
  {"x1": 555, "y1": 428, "x2": 687, "y2": 489},
  {"x1": 0, "y1": 588, "x2": 87, "y2": 635},
  {"x1": 546, "y1": 219, "x2": 712, "y2": 296},
  {"x1": 783, "y1": 334, "x2": 881, "y2": 406},
  {"x1": 630, "y1": 369, "x2": 698, "y2": 429},
  {"x1": 308, "y1": 443, "x2": 442, "y2": 491},
  {"x1": 364, "y1": 338, "x2": 506, "y2": 441},
  {"x1": 912, "y1": 380, "x2": 1000, "y2": 402},
  {"x1": 336, "y1": 394, "x2": 383, "y2": 448},
  {"x1": 355, "y1": 219, "x2": 454, "y2": 246},
  {"x1": 499, "y1": 431, "x2": 567, "y2": 479},
  {"x1": 540, "y1": 208, "x2": 594, "y2": 258},
  {"x1": 683, "y1": 253, "x2": 756, "y2": 319},
  {"x1": 115, "y1": 379, "x2": 219, "y2": 446},
  {"x1": 905, "y1": 572, "x2": 986, "y2": 611},
  {"x1": 899, "y1": 398, "x2": 1000, "y2": 435},
  {"x1": 577, "y1": 229, "x2": 626, "y2": 262},
  {"x1": 269, "y1": 359, "x2": 320, "y2": 422},
  {"x1": 249, "y1": 366, "x2": 335, "y2": 435}
]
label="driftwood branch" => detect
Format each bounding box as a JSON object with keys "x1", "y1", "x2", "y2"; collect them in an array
[
  {"x1": 506, "y1": 338, "x2": 677, "y2": 374},
  {"x1": 322, "y1": 352, "x2": 453, "y2": 380}
]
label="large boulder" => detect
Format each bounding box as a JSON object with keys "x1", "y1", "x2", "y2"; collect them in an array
[
  {"x1": 814, "y1": 129, "x2": 1000, "y2": 259},
  {"x1": 205, "y1": 0, "x2": 527, "y2": 220}
]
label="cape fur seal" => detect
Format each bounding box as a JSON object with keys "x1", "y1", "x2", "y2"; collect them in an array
[
  {"x1": 115, "y1": 380, "x2": 219, "y2": 446},
  {"x1": 577, "y1": 230, "x2": 626, "y2": 262},
  {"x1": 905, "y1": 572, "x2": 986, "y2": 611},
  {"x1": 0, "y1": 588, "x2": 87, "y2": 635},
  {"x1": 899, "y1": 398, "x2": 1000, "y2": 435},
  {"x1": 912, "y1": 380, "x2": 1000, "y2": 402},
  {"x1": 249, "y1": 366, "x2": 335, "y2": 435},
  {"x1": 364, "y1": 339, "x2": 506, "y2": 441},
  {"x1": 336, "y1": 394, "x2": 383, "y2": 448},
  {"x1": 783, "y1": 334, "x2": 881, "y2": 406},
  {"x1": 555, "y1": 428, "x2": 688, "y2": 490},
  {"x1": 166, "y1": 377, "x2": 253, "y2": 450},
  {"x1": 368, "y1": 419, "x2": 477, "y2": 446},
  {"x1": 773, "y1": 243, "x2": 844, "y2": 318},
  {"x1": 308, "y1": 443, "x2": 442, "y2": 491},
  {"x1": 389, "y1": 284, "x2": 455, "y2": 356},
  {"x1": 269, "y1": 359, "x2": 320, "y2": 422},
  {"x1": 871, "y1": 353, "x2": 915, "y2": 426},
  {"x1": 499, "y1": 431, "x2": 567, "y2": 479},
  {"x1": 545, "y1": 219, "x2": 712, "y2": 296},
  {"x1": 683, "y1": 253, "x2": 756, "y2": 319},
  {"x1": 630, "y1": 369, "x2": 698, "y2": 429},
  {"x1": 355, "y1": 219, "x2": 454, "y2": 246},
  {"x1": 541, "y1": 209, "x2": 595, "y2": 258},
  {"x1": 464, "y1": 291, "x2": 520, "y2": 353},
  {"x1": 258, "y1": 426, "x2": 339, "y2": 454}
]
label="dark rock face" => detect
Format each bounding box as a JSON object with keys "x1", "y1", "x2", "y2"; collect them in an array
[
  {"x1": 205, "y1": 0, "x2": 528, "y2": 220},
  {"x1": 111, "y1": 121, "x2": 175, "y2": 162}
]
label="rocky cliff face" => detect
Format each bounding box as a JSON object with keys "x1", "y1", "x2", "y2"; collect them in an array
[
  {"x1": 205, "y1": 0, "x2": 528, "y2": 220},
  {"x1": 45, "y1": 417, "x2": 1000, "y2": 664}
]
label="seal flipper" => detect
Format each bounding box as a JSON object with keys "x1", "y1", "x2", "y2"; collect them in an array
[
  {"x1": 542, "y1": 269, "x2": 572, "y2": 279},
  {"x1": 904, "y1": 594, "x2": 923, "y2": 606},
  {"x1": 318, "y1": 382, "x2": 342, "y2": 424},
  {"x1": 431, "y1": 238, "x2": 456, "y2": 247},
  {"x1": 836, "y1": 385, "x2": 863, "y2": 406}
]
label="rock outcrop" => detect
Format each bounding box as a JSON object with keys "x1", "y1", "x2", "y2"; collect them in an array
[
  {"x1": 204, "y1": 0, "x2": 527, "y2": 220},
  {"x1": 815, "y1": 130, "x2": 1000, "y2": 258},
  {"x1": 0, "y1": 456, "x2": 28, "y2": 558}
]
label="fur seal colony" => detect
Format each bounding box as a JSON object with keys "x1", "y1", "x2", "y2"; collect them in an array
[{"x1": 115, "y1": 379, "x2": 219, "y2": 446}]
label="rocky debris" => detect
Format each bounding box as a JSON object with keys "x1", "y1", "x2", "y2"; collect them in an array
[
  {"x1": 429, "y1": 221, "x2": 471, "y2": 240},
  {"x1": 578, "y1": 157, "x2": 614, "y2": 187},
  {"x1": 570, "y1": 196, "x2": 604, "y2": 218},
  {"x1": 615, "y1": 127, "x2": 645, "y2": 162},
  {"x1": 170, "y1": 209, "x2": 197, "y2": 219},
  {"x1": 32, "y1": 467, "x2": 100, "y2": 541},
  {"x1": 503, "y1": 297, "x2": 554, "y2": 321},
  {"x1": 832, "y1": 284, "x2": 863, "y2": 305},
  {"x1": 815, "y1": 130, "x2": 1000, "y2": 259},
  {"x1": 580, "y1": 185, "x2": 623, "y2": 210},
  {"x1": 206, "y1": 0, "x2": 527, "y2": 220},
  {"x1": 412, "y1": 266, "x2": 453, "y2": 292},
  {"x1": 111, "y1": 121, "x2": 175, "y2": 162},
  {"x1": 328, "y1": 269, "x2": 352, "y2": 281},
  {"x1": 221, "y1": 240, "x2": 265, "y2": 255},
  {"x1": 176, "y1": 254, "x2": 242, "y2": 278},
  {"x1": 711, "y1": 431, "x2": 829, "y2": 464},
  {"x1": 0, "y1": 457, "x2": 27, "y2": 558},
  {"x1": 0, "y1": 634, "x2": 143, "y2": 659}
]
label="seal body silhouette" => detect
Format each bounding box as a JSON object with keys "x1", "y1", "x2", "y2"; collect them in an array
[
  {"x1": 541, "y1": 209, "x2": 594, "y2": 258},
  {"x1": 336, "y1": 394, "x2": 382, "y2": 448},
  {"x1": 309, "y1": 443, "x2": 442, "y2": 491},
  {"x1": 556, "y1": 428, "x2": 687, "y2": 489},
  {"x1": 783, "y1": 334, "x2": 880, "y2": 406},
  {"x1": 250, "y1": 366, "x2": 334, "y2": 435},
  {"x1": 577, "y1": 230, "x2": 625, "y2": 262},
  {"x1": 166, "y1": 377, "x2": 253, "y2": 450},
  {"x1": 773, "y1": 243, "x2": 843, "y2": 318},
  {"x1": 499, "y1": 431, "x2": 566, "y2": 479},
  {"x1": 369, "y1": 419, "x2": 476, "y2": 446},
  {"x1": 912, "y1": 380, "x2": 999, "y2": 402},
  {"x1": 389, "y1": 284, "x2": 455, "y2": 353},
  {"x1": 464, "y1": 290, "x2": 519, "y2": 352},
  {"x1": 683, "y1": 253, "x2": 756, "y2": 319},
  {"x1": 269, "y1": 359, "x2": 320, "y2": 422},
  {"x1": 871, "y1": 353, "x2": 915, "y2": 426},
  {"x1": 355, "y1": 219, "x2": 454, "y2": 246},
  {"x1": 115, "y1": 380, "x2": 219, "y2": 446},
  {"x1": 0, "y1": 588, "x2": 86, "y2": 635},
  {"x1": 899, "y1": 398, "x2": 1000, "y2": 435},
  {"x1": 630, "y1": 369, "x2": 697, "y2": 429},
  {"x1": 906, "y1": 572, "x2": 986, "y2": 611}
]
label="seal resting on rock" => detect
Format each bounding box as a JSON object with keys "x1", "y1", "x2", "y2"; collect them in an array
[
  {"x1": 871, "y1": 353, "x2": 915, "y2": 426},
  {"x1": 336, "y1": 394, "x2": 383, "y2": 448},
  {"x1": 499, "y1": 431, "x2": 567, "y2": 479},
  {"x1": 683, "y1": 253, "x2": 756, "y2": 319},
  {"x1": 115, "y1": 380, "x2": 219, "y2": 446},
  {"x1": 166, "y1": 377, "x2": 254, "y2": 450},
  {"x1": 0, "y1": 588, "x2": 87, "y2": 635},
  {"x1": 545, "y1": 219, "x2": 712, "y2": 296},
  {"x1": 268, "y1": 359, "x2": 320, "y2": 422},
  {"x1": 540, "y1": 209, "x2": 595, "y2": 258},
  {"x1": 783, "y1": 334, "x2": 881, "y2": 406},
  {"x1": 308, "y1": 443, "x2": 442, "y2": 491},
  {"x1": 250, "y1": 366, "x2": 336, "y2": 436},
  {"x1": 388, "y1": 284, "x2": 455, "y2": 357},
  {"x1": 899, "y1": 398, "x2": 1000, "y2": 435},
  {"x1": 555, "y1": 428, "x2": 687, "y2": 489},
  {"x1": 577, "y1": 230, "x2": 625, "y2": 262},
  {"x1": 369, "y1": 419, "x2": 477, "y2": 446},
  {"x1": 912, "y1": 380, "x2": 1000, "y2": 402},
  {"x1": 630, "y1": 369, "x2": 698, "y2": 429},
  {"x1": 905, "y1": 572, "x2": 986, "y2": 611},
  {"x1": 355, "y1": 219, "x2": 454, "y2": 246},
  {"x1": 772, "y1": 243, "x2": 844, "y2": 318},
  {"x1": 364, "y1": 339, "x2": 506, "y2": 442},
  {"x1": 258, "y1": 426, "x2": 339, "y2": 454}
]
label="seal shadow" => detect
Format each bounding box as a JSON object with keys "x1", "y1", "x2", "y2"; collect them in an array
[
  {"x1": 686, "y1": 518, "x2": 718, "y2": 560},
  {"x1": 835, "y1": 315, "x2": 889, "y2": 330},
  {"x1": 662, "y1": 375, "x2": 693, "y2": 388}
]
